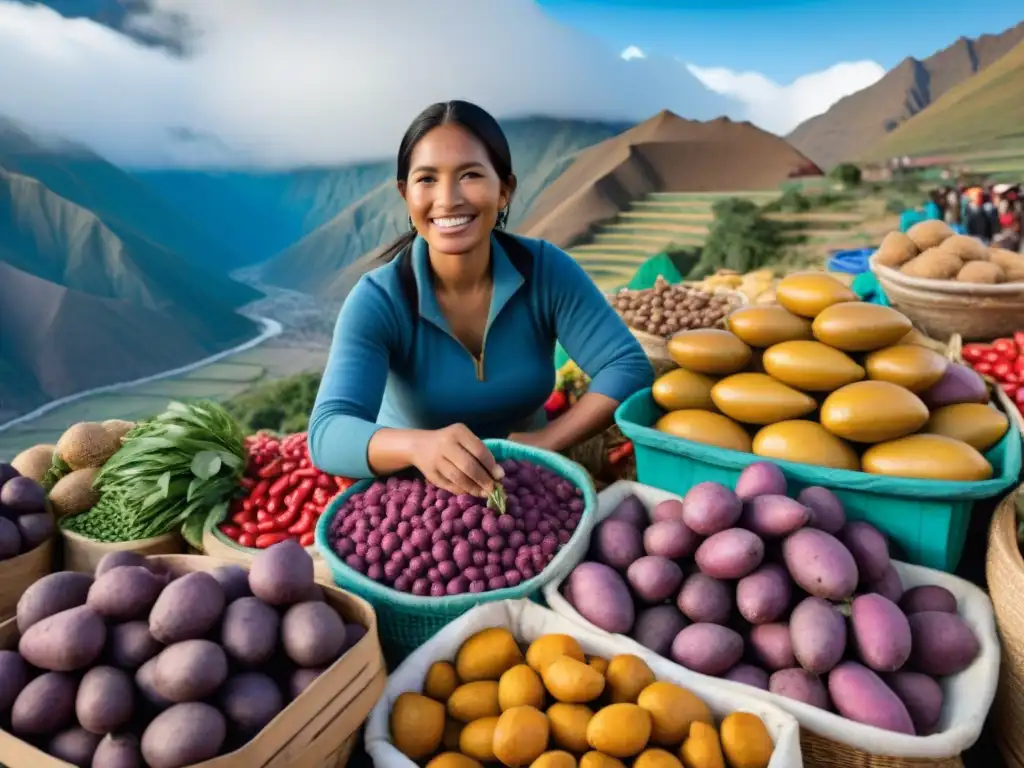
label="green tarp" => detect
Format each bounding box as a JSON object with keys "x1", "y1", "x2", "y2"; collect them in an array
[{"x1": 626, "y1": 252, "x2": 686, "y2": 291}]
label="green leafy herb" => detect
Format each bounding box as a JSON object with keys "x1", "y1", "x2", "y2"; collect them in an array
[
  {"x1": 85, "y1": 400, "x2": 247, "y2": 545},
  {"x1": 486, "y1": 483, "x2": 507, "y2": 515},
  {"x1": 42, "y1": 453, "x2": 71, "y2": 491}
]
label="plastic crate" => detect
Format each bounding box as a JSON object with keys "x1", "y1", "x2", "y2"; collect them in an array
[
  {"x1": 314, "y1": 439, "x2": 597, "y2": 663},
  {"x1": 615, "y1": 389, "x2": 1021, "y2": 572}
]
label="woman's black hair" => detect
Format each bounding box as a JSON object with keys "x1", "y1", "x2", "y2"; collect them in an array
[{"x1": 379, "y1": 100, "x2": 515, "y2": 263}]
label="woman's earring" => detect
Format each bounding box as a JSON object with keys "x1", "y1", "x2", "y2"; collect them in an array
[
  {"x1": 497, "y1": 208, "x2": 508, "y2": 230},
  {"x1": 408, "y1": 216, "x2": 415, "y2": 231}
]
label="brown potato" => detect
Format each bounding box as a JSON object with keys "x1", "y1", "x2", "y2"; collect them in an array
[
  {"x1": 957, "y1": 261, "x2": 1005, "y2": 284},
  {"x1": 901, "y1": 249, "x2": 962, "y2": 280},
  {"x1": 906, "y1": 220, "x2": 954, "y2": 250},
  {"x1": 989, "y1": 248, "x2": 1024, "y2": 281},
  {"x1": 873, "y1": 232, "x2": 918, "y2": 268},
  {"x1": 939, "y1": 234, "x2": 988, "y2": 262}
]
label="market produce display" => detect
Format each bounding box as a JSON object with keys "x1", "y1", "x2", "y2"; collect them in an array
[
  {"x1": 696, "y1": 268, "x2": 778, "y2": 304},
  {"x1": 218, "y1": 431, "x2": 354, "y2": 550},
  {"x1": 0, "y1": 464, "x2": 54, "y2": 562},
  {"x1": 389, "y1": 626, "x2": 776, "y2": 767},
  {"x1": 609, "y1": 277, "x2": 744, "y2": 338},
  {"x1": 56, "y1": 401, "x2": 245, "y2": 549},
  {"x1": 874, "y1": 221, "x2": 1024, "y2": 283},
  {"x1": 324, "y1": 459, "x2": 585, "y2": 597},
  {"x1": 0, "y1": 541, "x2": 366, "y2": 767},
  {"x1": 560, "y1": 464, "x2": 982, "y2": 735},
  {"x1": 648, "y1": 272, "x2": 1010, "y2": 481}
]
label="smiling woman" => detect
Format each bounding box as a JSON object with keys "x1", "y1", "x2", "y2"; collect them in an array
[{"x1": 307, "y1": 101, "x2": 653, "y2": 497}]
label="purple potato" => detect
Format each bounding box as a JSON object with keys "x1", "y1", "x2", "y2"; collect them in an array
[
  {"x1": 106, "y1": 621, "x2": 163, "y2": 671},
  {"x1": 885, "y1": 671, "x2": 944, "y2": 733},
  {"x1": 17, "y1": 571, "x2": 94, "y2": 633},
  {"x1": 288, "y1": 667, "x2": 326, "y2": 700},
  {"x1": 92, "y1": 733, "x2": 142, "y2": 768},
  {"x1": 591, "y1": 519, "x2": 644, "y2": 571},
  {"x1": 741, "y1": 495, "x2": 810, "y2": 538},
  {"x1": 736, "y1": 564, "x2": 791, "y2": 625},
  {"x1": 87, "y1": 566, "x2": 165, "y2": 621},
  {"x1": 627, "y1": 556, "x2": 684, "y2": 604},
  {"x1": 0, "y1": 462, "x2": 18, "y2": 492},
  {"x1": 94, "y1": 551, "x2": 150, "y2": 578},
  {"x1": 748, "y1": 623, "x2": 796, "y2": 671},
  {"x1": 681, "y1": 482, "x2": 743, "y2": 536},
  {"x1": 796, "y1": 486, "x2": 846, "y2": 534},
  {"x1": 723, "y1": 664, "x2": 769, "y2": 690},
  {"x1": 670, "y1": 623, "x2": 744, "y2": 676},
  {"x1": 11, "y1": 671, "x2": 77, "y2": 736},
  {"x1": 48, "y1": 726, "x2": 102, "y2": 766},
  {"x1": 632, "y1": 605, "x2": 689, "y2": 656},
  {"x1": 695, "y1": 528, "x2": 764, "y2": 580},
  {"x1": 769, "y1": 668, "x2": 830, "y2": 709},
  {"x1": 0, "y1": 517, "x2": 21, "y2": 558},
  {"x1": 208, "y1": 565, "x2": 252, "y2": 602},
  {"x1": 907, "y1": 611, "x2": 980, "y2": 676},
  {"x1": 676, "y1": 572, "x2": 732, "y2": 625},
  {"x1": 643, "y1": 519, "x2": 700, "y2": 559},
  {"x1": 900, "y1": 585, "x2": 957, "y2": 615},
  {"x1": 840, "y1": 522, "x2": 890, "y2": 583},
  {"x1": 14, "y1": 511, "x2": 54, "y2": 551},
  {"x1": 141, "y1": 703, "x2": 227, "y2": 768},
  {"x1": 0, "y1": 649, "x2": 29, "y2": 712},
  {"x1": 782, "y1": 528, "x2": 858, "y2": 601},
  {"x1": 828, "y1": 662, "x2": 915, "y2": 734},
  {"x1": 651, "y1": 499, "x2": 684, "y2": 522},
  {"x1": 19, "y1": 606, "x2": 106, "y2": 672},
  {"x1": 219, "y1": 673, "x2": 284, "y2": 733},
  {"x1": 567, "y1": 562, "x2": 634, "y2": 634},
  {"x1": 76, "y1": 666, "x2": 135, "y2": 735},
  {"x1": 607, "y1": 494, "x2": 649, "y2": 528},
  {"x1": 735, "y1": 461, "x2": 787, "y2": 500},
  {"x1": 342, "y1": 623, "x2": 368, "y2": 653},
  {"x1": 865, "y1": 564, "x2": 904, "y2": 605},
  {"x1": 0, "y1": 476, "x2": 46, "y2": 514},
  {"x1": 920, "y1": 363, "x2": 988, "y2": 409},
  {"x1": 851, "y1": 594, "x2": 911, "y2": 673},
  {"x1": 790, "y1": 597, "x2": 846, "y2": 675}
]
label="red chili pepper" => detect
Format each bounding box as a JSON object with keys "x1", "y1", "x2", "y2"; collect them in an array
[
  {"x1": 1014, "y1": 331, "x2": 1024, "y2": 351},
  {"x1": 231, "y1": 510, "x2": 252, "y2": 526},
  {"x1": 288, "y1": 510, "x2": 315, "y2": 535},
  {"x1": 219, "y1": 524, "x2": 242, "y2": 540},
  {"x1": 290, "y1": 478, "x2": 316, "y2": 509},
  {"x1": 274, "y1": 506, "x2": 299, "y2": 528},
  {"x1": 312, "y1": 488, "x2": 329, "y2": 506},
  {"x1": 256, "y1": 509, "x2": 272, "y2": 523},
  {"x1": 257, "y1": 457, "x2": 284, "y2": 478},
  {"x1": 241, "y1": 521, "x2": 259, "y2": 534},
  {"x1": 975, "y1": 361, "x2": 994, "y2": 375},
  {"x1": 994, "y1": 338, "x2": 1019, "y2": 360},
  {"x1": 239, "y1": 477, "x2": 256, "y2": 491},
  {"x1": 316, "y1": 474, "x2": 333, "y2": 489},
  {"x1": 268, "y1": 474, "x2": 293, "y2": 498},
  {"x1": 983, "y1": 351, "x2": 1002, "y2": 365},
  {"x1": 1002, "y1": 381, "x2": 1020, "y2": 398},
  {"x1": 281, "y1": 461, "x2": 297, "y2": 474},
  {"x1": 299, "y1": 458, "x2": 310, "y2": 469},
  {"x1": 335, "y1": 476, "x2": 353, "y2": 491},
  {"x1": 993, "y1": 361, "x2": 1013, "y2": 381},
  {"x1": 1014, "y1": 357, "x2": 1024, "y2": 378},
  {"x1": 961, "y1": 344, "x2": 991, "y2": 363},
  {"x1": 292, "y1": 467, "x2": 318, "y2": 480},
  {"x1": 255, "y1": 532, "x2": 293, "y2": 549},
  {"x1": 256, "y1": 519, "x2": 280, "y2": 533},
  {"x1": 266, "y1": 498, "x2": 279, "y2": 515},
  {"x1": 1016, "y1": 387, "x2": 1024, "y2": 409},
  {"x1": 299, "y1": 532, "x2": 315, "y2": 547},
  {"x1": 249, "y1": 479, "x2": 271, "y2": 503},
  {"x1": 1005, "y1": 372, "x2": 1021, "y2": 385},
  {"x1": 239, "y1": 532, "x2": 256, "y2": 547}
]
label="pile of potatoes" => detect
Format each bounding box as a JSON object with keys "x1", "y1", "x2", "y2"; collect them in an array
[
  {"x1": 609, "y1": 278, "x2": 742, "y2": 338},
  {"x1": 650, "y1": 272, "x2": 1009, "y2": 481},
  {"x1": 0, "y1": 541, "x2": 365, "y2": 768},
  {"x1": 695, "y1": 270, "x2": 777, "y2": 305},
  {"x1": 390, "y1": 628, "x2": 776, "y2": 768},
  {"x1": 875, "y1": 220, "x2": 1024, "y2": 284},
  {"x1": 10, "y1": 420, "x2": 135, "y2": 519},
  {"x1": 562, "y1": 463, "x2": 982, "y2": 735}
]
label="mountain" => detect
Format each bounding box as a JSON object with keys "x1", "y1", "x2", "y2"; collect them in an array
[
  {"x1": 520, "y1": 111, "x2": 821, "y2": 248},
  {"x1": 0, "y1": 117, "x2": 258, "y2": 297},
  {"x1": 863, "y1": 39, "x2": 1024, "y2": 161},
  {"x1": 132, "y1": 162, "x2": 392, "y2": 265},
  {"x1": 787, "y1": 21, "x2": 1024, "y2": 167},
  {"x1": 0, "y1": 260, "x2": 229, "y2": 415},
  {"x1": 259, "y1": 117, "x2": 631, "y2": 296}
]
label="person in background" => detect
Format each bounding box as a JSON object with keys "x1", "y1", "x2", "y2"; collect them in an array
[
  {"x1": 308, "y1": 101, "x2": 653, "y2": 497},
  {"x1": 965, "y1": 187, "x2": 996, "y2": 243},
  {"x1": 944, "y1": 186, "x2": 961, "y2": 227},
  {"x1": 924, "y1": 190, "x2": 944, "y2": 221}
]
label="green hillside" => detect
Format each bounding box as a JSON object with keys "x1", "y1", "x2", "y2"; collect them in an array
[
  {"x1": 259, "y1": 118, "x2": 630, "y2": 295},
  {"x1": 864, "y1": 39, "x2": 1024, "y2": 160}
]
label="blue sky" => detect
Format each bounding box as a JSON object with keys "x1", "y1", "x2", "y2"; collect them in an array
[{"x1": 538, "y1": 0, "x2": 1024, "y2": 82}]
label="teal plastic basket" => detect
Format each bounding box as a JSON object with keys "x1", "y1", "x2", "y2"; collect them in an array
[
  {"x1": 314, "y1": 439, "x2": 598, "y2": 662},
  {"x1": 616, "y1": 390, "x2": 1021, "y2": 572}
]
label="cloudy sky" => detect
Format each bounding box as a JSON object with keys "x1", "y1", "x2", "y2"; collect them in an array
[{"x1": 0, "y1": 0, "x2": 1018, "y2": 168}]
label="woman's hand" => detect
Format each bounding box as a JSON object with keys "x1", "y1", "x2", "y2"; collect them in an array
[{"x1": 412, "y1": 423, "x2": 503, "y2": 497}]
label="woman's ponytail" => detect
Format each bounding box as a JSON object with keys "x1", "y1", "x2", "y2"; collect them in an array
[{"x1": 379, "y1": 228, "x2": 417, "y2": 264}]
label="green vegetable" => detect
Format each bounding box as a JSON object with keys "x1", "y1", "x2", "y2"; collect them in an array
[
  {"x1": 41, "y1": 454, "x2": 71, "y2": 492},
  {"x1": 486, "y1": 484, "x2": 507, "y2": 516},
  {"x1": 82, "y1": 401, "x2": 246, "y2": 546}
]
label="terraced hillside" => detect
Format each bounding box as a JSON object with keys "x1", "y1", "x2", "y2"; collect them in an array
[{"x1": 568, "y1": 190, "x2": 876, "y2": 289}]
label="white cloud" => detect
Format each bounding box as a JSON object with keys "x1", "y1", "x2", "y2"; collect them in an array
[
  {"x1": 621, "y1": 45, "x2": 646, "y2": 61},
  {"x1": 687, "y1": 60, "x2": 887, "y2": 136},
  {"x1": 0, "y1": 0, "x2": 739, "y2": 168}
]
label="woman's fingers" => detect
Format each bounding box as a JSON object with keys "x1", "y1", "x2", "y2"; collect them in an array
[
  {"x1": 451, "y1": 424, "x2": 504, "y2": 481},
  {"x1": 438, "y1": 458, "x2": 483, "y2": 497}
]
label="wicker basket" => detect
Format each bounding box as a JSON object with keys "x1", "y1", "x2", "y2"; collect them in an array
[
  {"x1": 947, "y1": 333, "x2": 1024, "y2": 440},
  {"x1": 987, "y1": 489, "x2": 1024, "y2": 767},
  {"x1": 58, "y1": 525, "x2": 182, "y2": 573},
  {"x1": 0, "y1": 538, "x2": 53, "y2": 620},
  {"x1": 800, "y1": 733, "x2": 964, "y2": 768},
  {"x1": 871, "y1": 254, "x2": 1024, "y2": 342}
]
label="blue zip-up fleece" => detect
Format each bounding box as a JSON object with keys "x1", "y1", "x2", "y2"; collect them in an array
[{"x1": 308, "y1": 233, "x2": 653, "y2": 478}]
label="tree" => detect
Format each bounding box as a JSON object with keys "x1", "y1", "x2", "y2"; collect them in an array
[
  {"x1": 687, "y1": 198, "x2": 787, "y2": 280},
  {"x1": 829, "y1": 163, "x2": 862, "y2": 188}
]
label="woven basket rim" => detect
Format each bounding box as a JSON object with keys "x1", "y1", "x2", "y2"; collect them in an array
[
  {"x1": 870, "y1": 253, "x2": 1024, "y2": 297},
  {"x1": 57, "y1": 522, "x2": 179, "y2": 547}
]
